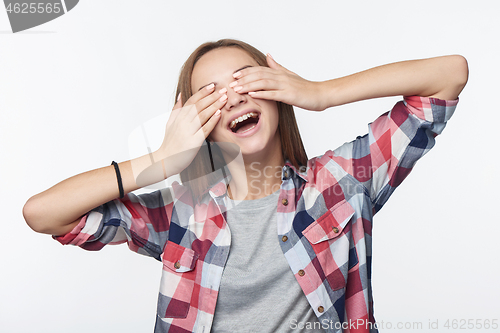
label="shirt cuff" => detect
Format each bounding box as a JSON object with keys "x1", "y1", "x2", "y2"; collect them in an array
[
  {"x1": 404, "y1": 95, "x2": 458, "y2": 123},
  {"x1": 52, "y1": 213, "x2": 94, "y2": 246}
]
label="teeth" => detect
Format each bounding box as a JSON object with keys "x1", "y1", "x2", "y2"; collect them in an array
[{"x1": 230, "y1": 112, "x2": 257, "y2": 129}]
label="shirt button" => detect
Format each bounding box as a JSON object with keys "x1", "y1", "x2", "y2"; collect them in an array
[
  {"x1": 318, "y1": 306, "x2": 324, "y2": 313},
  {"x1": 174, "y1": 261, "x2": 181, "y2": 269},
  {"x1": 298, "y1": 269, "x2": 305, "y2": 276},
  {"x1": 282, "y1": 198, "x2": 289, "y2": 206},
  {"x1": 332, "y1": 227, "x2": 339, "y2": 233},
  {"x1": 282, "y1": 235, "x2": 288, "y2": 242}
]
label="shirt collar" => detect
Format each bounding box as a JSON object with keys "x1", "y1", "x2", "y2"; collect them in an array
[
  {"x1": 283, "y1": 160, "x2": 309, "y2": 182},
  {"x1": 207, "y1": 172, "x2": 231, "y2": 198},
  {"x1": 205, "y1": 160, "x2": 309, "y2": 199}
]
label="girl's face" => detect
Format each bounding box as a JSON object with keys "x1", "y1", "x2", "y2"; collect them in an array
[{"x1": 191, "y1": 47, "x2": 281, "y2": 161}]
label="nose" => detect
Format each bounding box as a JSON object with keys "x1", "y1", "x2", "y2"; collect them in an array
[{"x1": 224, "y1": 87, "x2": 247, "y2": 110}]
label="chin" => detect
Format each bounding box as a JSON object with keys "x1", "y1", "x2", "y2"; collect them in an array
[{"x1": 239, "y1": 135, "x2": 281, "y2": 161}]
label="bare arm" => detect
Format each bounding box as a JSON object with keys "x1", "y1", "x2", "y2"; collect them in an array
[
  {"x1": 321, "y1": 55, "x2": 469, "y2": 107},
  {"x1": 23, "y1": 84, "x2": 227, "y2": 236},
  {"x1": 23, "y1": 154, "x2": 161, "y2": 236},
  {"x1": 232, "y1": 54, "x2": 468, "y2": 110}
]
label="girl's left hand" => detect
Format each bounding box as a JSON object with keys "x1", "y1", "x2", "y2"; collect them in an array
[{"x1": 231, "y1": 54, "x2": 327, "y2": 111}]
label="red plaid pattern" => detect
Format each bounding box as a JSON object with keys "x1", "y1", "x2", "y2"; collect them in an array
[{"x1": 54, "y1": 96, "x2": 458, "y2": 332}]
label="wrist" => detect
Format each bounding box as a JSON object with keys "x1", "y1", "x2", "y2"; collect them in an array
[
  {"x1": 152, "y1": 147, "x2": 168, "y2": 164},
  {"x1": 317, "y1": 79, "x2": 341, "y2": 110},
  {"x1": 152, "y1": 147, "x2": 180, "y2": 180},
  {"x1": 127, "y1": 148, "x2": 169, "y2": 189}
]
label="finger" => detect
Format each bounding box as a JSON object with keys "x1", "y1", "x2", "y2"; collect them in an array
[
  {"x1": 184, "y1": 83, "x2": 217, "y2": 107},
  {"x1": 185, "y1": 89, "x2": 227, "y2": 123},
  {"x1": 197, "y1": 87, "x2": 227, "y2": 113},
  {"x1": 199, "y1": 109, "x2": 222, "y2": 138},
  {"x1": 267, "y1": 53, "x2": 296, "y2": 75},
  {"x1": 266, "y1": 53, "x2": 281, "y2": 70},
  {"x1": 195, "y1": 94, "x2": 227, "y2": 127},
  {"x1": 233, "y1": 65, "x2": 275, "y2": 80},
  {"x1": 267, "y1": 54, "x2": 300, "y2": 78},
  {"x1": 231, "y1": 69, "x2": 277, "y2": 86},
  {"x1": 232, "y1": 78, "x2": 281, "y2": 95},
  {"x1": 189, "y1": 88, "x2": 227, "y2": 119},
  {"x1": 231, "y1": 66, "x2": 285, "y2": 94},
  {"x1": 172, "y1": 92, "x2": 183, "y2": 111},
  {"x1": 247, "y1": 90, "x2": 282, "y2": 102},
  {"x1": 168, "y1": 93, "x2": 184, "y2": 123},
  {"x1": 176, "y1": 85, "x2": 223, "y2": 122}
]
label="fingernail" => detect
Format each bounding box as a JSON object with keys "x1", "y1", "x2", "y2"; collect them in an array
[
  {"x1": 206, "y1": 83, "x2": 215, "y2": 90},
  {"x1": 219, "y1": 87, "x2": 227, "y2": 94},
  {"x1": 248, "y1": 91, "x2": 256, "y2": 95},
  {"x1": 177, "y1": 93, "x2": 182, "y2": 101},
  {"x1": 214, "y1": 109, "x2": 221, "y2": 117},
  {"x1": 233, "y1": 72, "x2": 241, "y2": 79},
  {"x1": 229, "y1": 81, "x2": 238, "y2": 88},
  {"x1": 267, "y1": 53, "x2": 274, "y2": 60},
  {"x1": 234, "y1": 86, "x2": 242, "y2": 92},
  {"x1": 219, "y1": 94, "x2": 228, "y2": 102}
]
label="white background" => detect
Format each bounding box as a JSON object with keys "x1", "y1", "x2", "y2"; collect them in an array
[{"x1": 1, "y1": 1, "x2": 499, "y2": 332}]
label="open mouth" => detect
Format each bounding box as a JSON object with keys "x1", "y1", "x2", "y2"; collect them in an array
[{"x1": 229, "y1": 112, "x2": 260, "y2": 134}]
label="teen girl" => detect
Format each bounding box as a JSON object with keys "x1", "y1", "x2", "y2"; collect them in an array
[{"x1": 23, "y1": 39, "x2": 468, "y2": 332}]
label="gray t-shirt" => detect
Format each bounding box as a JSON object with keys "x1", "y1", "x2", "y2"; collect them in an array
[{"x1": 211, "y1": 190, "x2": 324, "y2": 333}]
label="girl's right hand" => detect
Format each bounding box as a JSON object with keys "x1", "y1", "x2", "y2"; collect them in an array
[{"x1": 156, "y1": 84, "x2": 228, "y2": 177}]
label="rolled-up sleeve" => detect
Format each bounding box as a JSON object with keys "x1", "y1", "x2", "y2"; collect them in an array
[
  {"x1": 332, "y1": 96, "x2": 458, "y2": 214},
  {"x1": 53, "y1": 187, "x2": 175, "y2": 261},
  {"x1": 368, "y1": 96, "x2": 458, "y2": 213}
]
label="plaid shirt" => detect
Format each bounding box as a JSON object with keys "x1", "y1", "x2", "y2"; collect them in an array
[{"x1": 55, "y1": 96, "x2": 458, "y2": 333}]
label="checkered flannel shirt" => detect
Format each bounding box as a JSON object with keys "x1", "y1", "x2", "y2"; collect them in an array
[{"x1": 55, "y1": 96, "x2": 458, "y2": 333}]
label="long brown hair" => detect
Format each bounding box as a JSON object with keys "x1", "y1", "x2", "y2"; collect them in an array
[{"x1": 176, "y1": 39, "x2": 308, "y2": 201}]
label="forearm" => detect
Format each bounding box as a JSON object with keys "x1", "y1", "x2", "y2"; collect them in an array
[
  {"x1": 322, "y1": 55, "x2": 468, "y2": 108},
  {"x1": 23, "y1": 149, "x2": 168, "y2": 236},
  {"x1": 24, "y1": 83, "x2": 225, "y2": 236}
]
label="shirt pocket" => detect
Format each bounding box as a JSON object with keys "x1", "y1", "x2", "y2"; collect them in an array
[
  {"x1": 303, "y1": 199, "x2": 355, "y2": 291},
  {"x1": 157, "y1": 242, "x2": 199, "y2": 319}
]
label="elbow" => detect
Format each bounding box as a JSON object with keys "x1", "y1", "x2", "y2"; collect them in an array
[
  {"x1": 453, "y1": 54, "x2": 469, "y2": 93},
  {"x1": 23, "y1": 196, "x2": 50, "y2": 234},
  {"x1": 448, "y1": 55, "x2": 469, "y2": 99},
  {"x1": 432, "y1": 55, "x2": 469, "y2": 100},
  {"x1": 23, "y1": 195, "x2": 81, "y2": 236}
]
